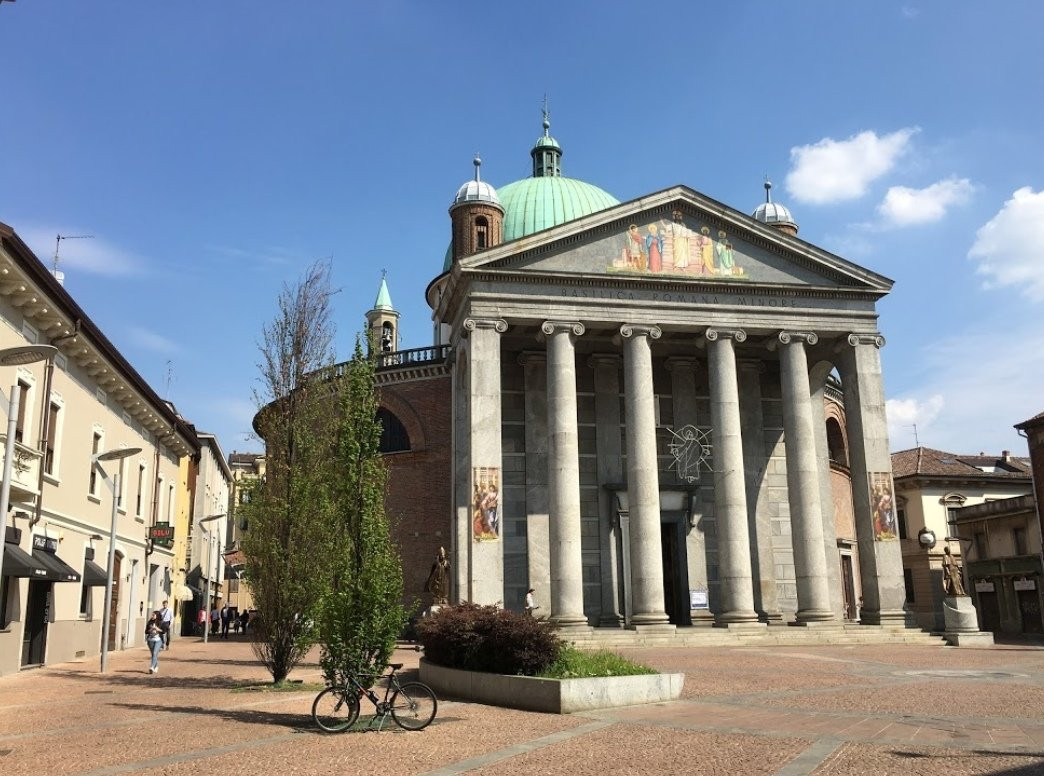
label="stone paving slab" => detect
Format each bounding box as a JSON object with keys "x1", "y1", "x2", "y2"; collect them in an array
[{"x1": 2, "y1": 635, "x2": 1044, "y2": 775}]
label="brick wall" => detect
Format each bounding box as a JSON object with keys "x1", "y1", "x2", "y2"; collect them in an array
[{"x1": 380, "y1": 374, "x2": 453, "y2": 614}]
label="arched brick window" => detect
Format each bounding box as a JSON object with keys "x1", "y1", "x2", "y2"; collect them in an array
[
  {"x1": 826, "y1": 417, "x2": 848, "y2": 468},
  {"x1": 377, "y1": 408, "x2": 410, "y2": 453}
]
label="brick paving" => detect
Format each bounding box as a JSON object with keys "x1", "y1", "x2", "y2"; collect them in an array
[{"x1": 1, "y1": 635, "x2": 1043, "y2": 775}]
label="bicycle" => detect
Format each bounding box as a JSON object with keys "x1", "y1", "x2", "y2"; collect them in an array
[{"x1": 311, "y1": 662, "x2": 437, "y2": 733}]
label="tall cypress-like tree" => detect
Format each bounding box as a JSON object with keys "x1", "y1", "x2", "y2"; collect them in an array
[
  {"x1": 317, "y1": 338, "x2": 407, "y2": 687},
  {"x1": 241, "y1": 261, "x2": 340, "y2": 684}
]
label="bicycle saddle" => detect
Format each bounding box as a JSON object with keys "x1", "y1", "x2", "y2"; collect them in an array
[{"x1": 389, "y1": 662, "x2": 403, "y2": 669}]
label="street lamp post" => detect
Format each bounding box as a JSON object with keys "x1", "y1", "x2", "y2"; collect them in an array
[
  {"x1": 96, "y1": 446, "x2": 143, "y2": 673},
  {"x1": 0, "y1": 345, "x2": 57, "y2": 584},
  {"x1": 199, "y1": 513, "x2": 226, "y2": 644}
]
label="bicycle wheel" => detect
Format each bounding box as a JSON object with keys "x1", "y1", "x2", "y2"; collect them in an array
[
  {"x1": 312, "y1": 687, "x2": 360, "y2": 733},
  {"x1": 390, "y1": 682, "x2": 437, "y2": 731}
]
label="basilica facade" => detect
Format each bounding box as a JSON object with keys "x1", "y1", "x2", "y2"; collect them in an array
[{"x1": 372, "y1": 117, "x2": 905, "y2": 631}]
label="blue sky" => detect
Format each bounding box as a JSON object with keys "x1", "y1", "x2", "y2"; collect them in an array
[{"x1": 2, "y1": 2, "x2": 1042, "y2": 457}]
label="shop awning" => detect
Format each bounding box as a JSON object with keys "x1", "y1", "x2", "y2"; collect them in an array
[
  {"x1": 174, "y1": 583, "x2": 195, "y2": 602},
  {"x1": 32, "y1": 550, "x2": 81, "y2": 583},
  {"x1": 2, "y1": 543, "x2": 49, "y2": 579},
  {"x1": 82, "y1": 558, "x2": 107, "y2": 587}
]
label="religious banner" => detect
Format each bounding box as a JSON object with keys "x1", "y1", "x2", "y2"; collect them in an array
[
  {"x1": 472, "y1": 466, "x2": 500, "y2": 542},
  {"x1": 667, "y1": 424, "x2": 711, "y2": 483},
  {"x1": 869, "y1": 472, "x2": 898, "y2": 541}
]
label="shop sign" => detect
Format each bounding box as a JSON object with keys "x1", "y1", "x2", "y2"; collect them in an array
[
  {"x1": 1014, "y1": 579, "x2": 1037, "y2": 591},
  {"x1": 149, "y1": 523, "x2": 174, "y2": 548},
  {"x1": 689, "y1": 589, "x2": 709, "y2": 610},
  {"x1": 975, "y1": 580, "x2": 995, "y2": 593}
]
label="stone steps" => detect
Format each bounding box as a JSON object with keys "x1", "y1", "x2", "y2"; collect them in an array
[{"x1": 562, "y1": 626, "x2": 947, "y2": 649}]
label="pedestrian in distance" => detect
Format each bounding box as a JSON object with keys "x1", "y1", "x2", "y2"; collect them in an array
[
  {"x1": 240, "y1": 609, "x2": 250, "y2": 634},
  {"x1": 210, "y1": 606, "x2": 220, "y2": 636},
  {"x1": 158, "y1": 599, "x2": 173, "y2": 650},
  {"x1": 145, "y1": 611, "x2": 164, "y2": 674},
  {"x1": 220, "y1": 603, "x2": 231, "y2": 640},
  {"x1": 524, "y1": 588, "x2": 539, "y2": 617}
]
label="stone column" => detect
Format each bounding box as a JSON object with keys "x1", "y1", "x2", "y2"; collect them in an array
[
  {"x1": 667, "y1": 356, "x2": 712, "y2": 626},
  {"x1": 737, "y1": 359, "x2": 781, "y2": 623},
  {"x1": 519, "y1": 352, "x2": 550, "y2": 612},
  {"x1": 777, "y1": 331, "x2": 834, "y2": 623},
  {"x1": 462, "y1": 317, "x2": 507, "y2": 605},
  {"x1": 620, "y1": 324, "x2": 672, "y2": 630},
  {"x1": 542, "y1": 321, "x2": 589, "y2": 629},
  {"x1": 837, "y1": 333, "x2": 906, "y2": 625},
  {"x1": 590, "y1": 354, "x2": 625, "y2": 628},
  {"x1": 810, "y1": 372, "x2": 845, "y2": 620},
  {"x1": 706, "y1": 328, "x2": 760, "y2": 625}
]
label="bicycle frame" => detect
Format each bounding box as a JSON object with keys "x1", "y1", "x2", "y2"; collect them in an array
[{"x1": 342, "y1": 667, "x2": 406, "y2": 730}]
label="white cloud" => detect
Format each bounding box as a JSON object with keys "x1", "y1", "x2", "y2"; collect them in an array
[
  {"x1": 886, "y1": 325, "x2": 1044, "y2": 454},
  {"x1": 901, "y1": 6, "x2": 920, "y2": 19},
  {"x1": 886, "y1": 395, "x2": 944, "y2": 448},
  {"x1": 877, "y1": 177, "x2": 973, "y2": 226},
  {"x1": 126, "y1": 326, "x2": 181, "y2": 354},
  {"x1": 786, "y1": 128, "x2": 919, "y2": 205},
  {"x1": 968, "y1": 187, "x2": 1044, "y2": 301},
  {"x1": 18, "y1": 227, "x2": 145, "y2": 277}
]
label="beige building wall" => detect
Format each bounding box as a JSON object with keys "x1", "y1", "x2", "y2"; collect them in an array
[
  {"x1": 170, "y1": 454, "x2": 194, "y2": 637},
  {"x1": 0, "y1": 226, "x2": 197, "y2": 677},
  {"x1": 190, "y1": 434, "x2": 231, "y2": 614}
]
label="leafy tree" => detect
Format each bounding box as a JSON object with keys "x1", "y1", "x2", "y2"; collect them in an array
[
  {"x1": 317, "y1": 338, "x2": 408, "y2": 688},
  {"x1": 241, "y1": 261, "x2": 339, "y2": 684}
]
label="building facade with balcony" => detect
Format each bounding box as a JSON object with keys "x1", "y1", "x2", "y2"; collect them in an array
[
  {"x1": 0, "y1": 222, "x2": 198, "y2": 676},
  {"x1": 891, "y1": 447, "x2": 1033, "y2": 631}
]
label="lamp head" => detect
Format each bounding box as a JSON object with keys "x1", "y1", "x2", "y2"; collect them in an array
[
  {"x1": 0, "y1": 344, "x2": 57, "y2": 367},
  {"x1": 94, "y1": 447, "x2": 143, "y2": 463},
  {"x1": 918, "y1": 527, "x2": 937, "y2": 550}
]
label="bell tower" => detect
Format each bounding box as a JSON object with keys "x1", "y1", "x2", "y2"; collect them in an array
[
  {"x1": 449, "y1": 155, "x2": 503, "y2": 264},
  {"x1": 365, "y1": 271, "x2": 399, "y2": 354}
]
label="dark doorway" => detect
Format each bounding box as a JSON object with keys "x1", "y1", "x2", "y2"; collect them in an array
[
  {"x1": 21, "y1": 580, "x2": 51, "y2": 666},
  {"x1": 977, "y1": 589, "x2": 1001, "y2": 632},
  {"x1": 660, "y1": 521, "x2": 690, "y2": 626},
  {"x1": 108, "y1": 554, "x2": 121, "y2": 651},
  {"x1": 1017, "y1": 589, "x2": 1043, "y2": 634},
  {"x1": 840, "y1": 555, "x2": 857, "y2": 620}
]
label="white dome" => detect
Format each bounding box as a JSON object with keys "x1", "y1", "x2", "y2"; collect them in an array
[
  {"x1": 752, "y1": 201, "x2": 796, "y2": 226},
  {"x1": 452, "y1": 179, "x2": 501, "y2": 208}
]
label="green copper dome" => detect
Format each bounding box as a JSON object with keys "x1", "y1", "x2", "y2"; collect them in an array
[{"x1": 442, "y1": 111, "x2": 619, "y2": 272}]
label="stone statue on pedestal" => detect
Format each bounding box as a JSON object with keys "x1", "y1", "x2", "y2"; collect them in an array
[
  {"x1": 942, "y1": 546, "x2": 967, "y2": 597},
  {"x1": 424, "y1": 546, "x2": 450, "y2": 605}
]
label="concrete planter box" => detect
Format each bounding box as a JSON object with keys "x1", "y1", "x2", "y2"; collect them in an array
[{"x1": 419, "y1": 658, "x2": 684, "y2": 714}]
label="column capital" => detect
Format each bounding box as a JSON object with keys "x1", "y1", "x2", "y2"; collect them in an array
[
  {"x1": 705, "y1": 327, "x2": 746, "y2": 343},
  {"x1": 778, "y1": 331, "x2": 818, "y2": 346},
  {"x1": 665, "y1": 356, "x2": 699, "y2": 372},
  {"x1": 541, "y1": 320, "x2": 585, "y2": 337},
  {"x1": 619, "y1": 323, "x2": 662, "y2": 340},
  {"x1": 517, "y1": 350, "x2": 546, "y2": 367},
  {"x1": 587, "y1": 352, "x2": 621, "y2": 369},
  {"x1": 844, "y1": 332, "x2": 886, "y2": 349},
  {"x1": 463, "y1": 318, "x2": 508, "y2": 334}
]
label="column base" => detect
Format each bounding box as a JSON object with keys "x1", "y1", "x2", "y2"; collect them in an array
[
  {"x1": 551, "y1": 614, "x2": 592, "y2": 630},
  {"x1": 762, "y1": 612, "x2": 785, "y2": 626},
  {"x1": 630, "y1": 612, "x2": 671, "y2": 627},
  {"x1": 715, "y1": 610, "x2": 760, "y2": 627},
  {"x1": 597, "y1": 615, "x2": 625, "y2": 629},
  {"x1": 795, "y1": 609, "x2": 836, "y2": 625},
  {"x1": 790, "y1": 619, "x2": 842, "y2": 629},
  {"x1": 858, "y1": 609, "x2": 908, "y2": 626},
  {"x1": 690, "y1": 611, "x2": 716, "y2": 628}
]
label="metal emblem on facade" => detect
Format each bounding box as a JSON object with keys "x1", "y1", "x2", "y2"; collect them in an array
[{"x1": 667, "y1": 424, "x2": 712, "y2": 483}]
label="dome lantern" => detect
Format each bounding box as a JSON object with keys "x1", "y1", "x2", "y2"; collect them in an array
[{"x1": 752, "y1": 178, "x2": 798, "y2": 236}]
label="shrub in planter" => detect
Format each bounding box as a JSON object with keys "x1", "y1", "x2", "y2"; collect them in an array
[{"x1": 417, "y1": 603, "x2": 562, "y2": 676}]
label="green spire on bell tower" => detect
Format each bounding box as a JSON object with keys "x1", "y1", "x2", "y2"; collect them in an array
[{"x1": 531, "y1": 95, "x2": 562, "y2": 178}]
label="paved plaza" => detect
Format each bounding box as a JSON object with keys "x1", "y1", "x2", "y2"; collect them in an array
[{"x1": 1, "y1": 635, "x2": 1044, "y2": 775}]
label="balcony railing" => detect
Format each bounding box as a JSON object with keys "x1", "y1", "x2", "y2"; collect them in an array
[
  {"x1": 0, "y1": 436, "x2": 43, "y2": 500},
  {"x1": 375, "y1": 345, "x2": 450, "y2": 370}
]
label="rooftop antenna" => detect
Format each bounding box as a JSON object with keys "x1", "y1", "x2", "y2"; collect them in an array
[
  {"x1": 53, "y1": 233, "x2": 94, "y2": 276},
  {"x1": 908, "y1": 423, "x2": 920, "y2": 447}
]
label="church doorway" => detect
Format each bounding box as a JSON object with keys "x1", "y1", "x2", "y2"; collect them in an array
[{"x1": 660, "y1": 516, "x2": 690, "y2": 626}]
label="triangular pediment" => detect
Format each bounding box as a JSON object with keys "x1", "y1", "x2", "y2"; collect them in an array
[{"x1": 459, "y1": 186, "x2": 892, "y2": 294}]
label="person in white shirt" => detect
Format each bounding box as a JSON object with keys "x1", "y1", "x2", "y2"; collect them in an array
[
  {"x1": 158, "y1": 600, "x2": 173, "y2": 649},
  {"x1": 524, "y1": 588, "x2": 539, "y2": 617}
]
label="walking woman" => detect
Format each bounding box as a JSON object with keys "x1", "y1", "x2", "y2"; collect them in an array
[{"x1": 145, "y1": 611, "x2": 164, "y2": 674}]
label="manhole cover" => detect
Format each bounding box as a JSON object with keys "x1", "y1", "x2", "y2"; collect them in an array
[{"x1": 901, "y1": 669, "x2": 1027, "y2": 679}]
